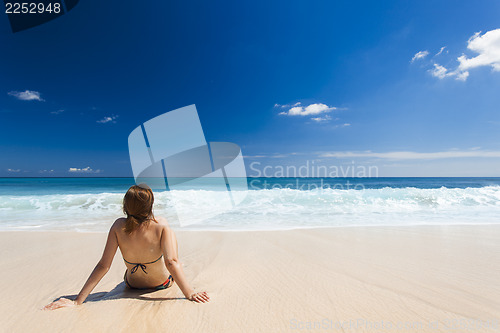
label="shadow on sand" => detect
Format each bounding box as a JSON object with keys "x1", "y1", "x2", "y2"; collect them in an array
[{"x1": 50, "y1": 281, "x2": 185, "y2": 304}]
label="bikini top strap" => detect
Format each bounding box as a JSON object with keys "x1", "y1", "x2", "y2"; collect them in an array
[
  {"x1": 124, "y1": 254, "x2": 163, "y2": 274},
  {"x1": 123, "y1": 254, "x2": 163, "y2": 266}
]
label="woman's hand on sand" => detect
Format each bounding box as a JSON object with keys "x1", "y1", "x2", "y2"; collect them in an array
[
  {"x1": 43, "y1": 297, "x2": 77, "y2": 310},
  {"x1": 189, "y1": 291, "x2": 210, "y2": 303}
]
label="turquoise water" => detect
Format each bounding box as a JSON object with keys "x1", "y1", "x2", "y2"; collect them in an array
[{"x1": 1, "y1": 177, "x2": 500, "y2": 231}]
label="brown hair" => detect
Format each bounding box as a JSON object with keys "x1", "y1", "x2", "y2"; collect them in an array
[{"x1": 122, "y1": 184, "x2": 155, "y2": 234}]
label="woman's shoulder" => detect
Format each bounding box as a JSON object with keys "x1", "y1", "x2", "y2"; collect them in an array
[
  {"x1": 154, "y1": 216, "x2": 170, "y2": 228},
  {"x1": 110, "y1": 217, "x2": 126, "y2": 230}
]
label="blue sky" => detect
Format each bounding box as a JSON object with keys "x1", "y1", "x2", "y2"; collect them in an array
[{"x1": 1, "y1": 0, "x2": 500, "y2": 177}]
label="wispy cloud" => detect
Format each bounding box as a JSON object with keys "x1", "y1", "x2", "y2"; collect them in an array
[
  {"x1": 243, "y1": 152, "x2": 300, "y2": 159},
  {"x1": 68, "y1": 166, "x2": 101, "y2": 173},
  {"x1": 39, "y1": 169, "x2": 54, "y2": 173},
  {"x1": 319, "y1": 149, "x2": 500, "y2": 160},
  {"x1": 311, "y1": 115, "x2": 332, "y2": 123},
  {"x1": 51, "y1": 109, "x2": 65, "y2": 115},
  {"x1": 96, "y1": 115, "x2": 118, "y2": 124},
  {"x1": 275, "y1": 102, "x2": 301, "y2": 108},
  {"x1": 435, "y1": 46, "x2": 447, "y2": 56},
  {"x1": 7, "y1": 168, "x2": 20, "y2": 172},
  {"x1": 411, "y1": 50, "x2": 429, "y2": 62},
  {"x1": 8, "y1": 90, "x2": 44, "y2": 101},
  {"x1": 425, "y1": 28, "x2": 500, "y2": 81}
]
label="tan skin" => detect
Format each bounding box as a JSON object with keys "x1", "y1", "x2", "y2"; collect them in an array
[{"x1": 44, "y1": 216, "x2": 209, "y2": 310}]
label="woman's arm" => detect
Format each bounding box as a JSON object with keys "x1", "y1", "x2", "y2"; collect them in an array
[
  {"x1": 160, "y1": 225, "x2": 209, "y2": 303},
  {"x1": 74, "y1": 223, "x2": 118, "y2": 304},
  {"x1": 44, "y1": 222, "x2": 119, "y2": 310}
]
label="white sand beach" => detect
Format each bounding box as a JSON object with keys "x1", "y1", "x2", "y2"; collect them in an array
[{"x1": 1, "y1": 225, "x2": 499, "y2": 332}]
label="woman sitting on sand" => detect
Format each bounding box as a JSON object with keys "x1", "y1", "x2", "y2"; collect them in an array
[{"x1": 44, "y1": 184, "x2": 209, "y2": 310}]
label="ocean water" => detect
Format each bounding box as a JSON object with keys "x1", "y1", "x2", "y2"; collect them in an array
[{"x1": 1, "y1": 177, "x2": 500, "y2": 232}]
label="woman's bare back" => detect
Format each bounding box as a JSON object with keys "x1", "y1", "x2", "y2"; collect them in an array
[{"x1": 115, "y1": 216, "x2": 174, "y2": 288}]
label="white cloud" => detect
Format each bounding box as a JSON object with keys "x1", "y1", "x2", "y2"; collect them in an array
[
  {"x1": 68, "y1": 166, "x2": 101, "y2": 173},
  {"x1": 429, "y1": 63, "x2": 469, "y2": 81},
  {"x1": 429, "y1": 28, "x2": 500, "y2": 81},
  {"x1": 411, "y1": 50, "x2": 429, "y2": 62},
  {"x1": 51, "y1": 109, "x2": 64, "y2": 115},
  {"x1": 96, "y1": 115, "x2": 118, "y2": 124},
  {"x1": 8, "y1": 90, "x2": 44, "y2": 101},
  {"x1": 319, "y1": 149, "x2": 500, "y2": 160},
  {"x1": 429, "y1": 64, "x2": 450, "y2": 79},
  {"x1": 455, "y1": 71, "x2": 470, "y2": 81},
  {"x1": 39, "y1": 169, "x2": 54, "y2": 173},
  {"x1": 280, "y1": 103, "x2": 337, "y2": 116},
  {"x1": 457, "y1": 29, "x2": 500, "y2": 72},
  {"x1": 7, "y1": 168, "x2": 20, "y2": 172}
]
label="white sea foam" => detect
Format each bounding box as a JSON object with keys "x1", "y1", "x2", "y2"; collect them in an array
[{"x1": 1, "y1": 186, "x2": 499, "y2": 232}]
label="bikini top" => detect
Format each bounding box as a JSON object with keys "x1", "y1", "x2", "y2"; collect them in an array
[{"x1": 123, "y1": 254, "x2": 163, "y2": 274}]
